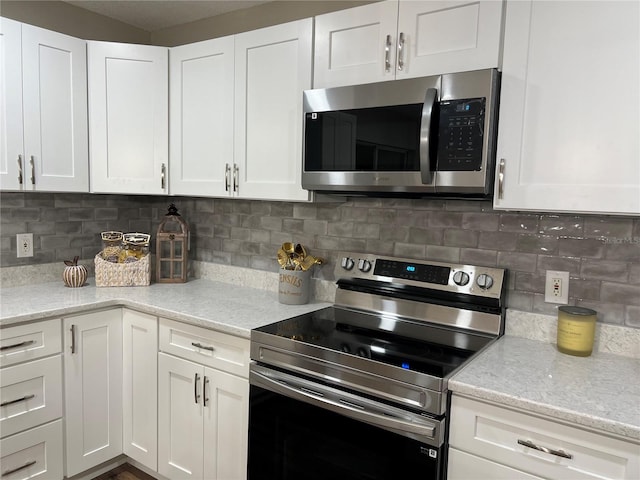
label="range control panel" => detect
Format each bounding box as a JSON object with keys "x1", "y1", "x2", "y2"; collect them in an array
[{"x1": 335, "y1": 252, "x2": 505, "y2": 299}]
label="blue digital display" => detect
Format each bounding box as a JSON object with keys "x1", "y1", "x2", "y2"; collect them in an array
[
  {"x1": 401, "y1": 362, "x2": 410, "y2": 370},
  {"x1": 406, "y1": 265, "x2": 416, "y2": 272}
]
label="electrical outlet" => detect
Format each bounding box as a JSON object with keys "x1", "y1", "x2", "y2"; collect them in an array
[
  {"x1": 544, "y1": 270, "x2": 569, "y2": 304},
  {"x1": 16, "y1": 233, "x2": 34, "y2": 258}
]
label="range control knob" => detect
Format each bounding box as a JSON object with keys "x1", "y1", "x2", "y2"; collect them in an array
[
  {"x1": 452, "y1": 271, "x2": 470, "y2": 286},
  {"x1": 476, "y1": 273, "x2": 494, "y2": 290},
  {"x1": 341, "y1": 257, "x2": 355, "y2": 270},
  {"x1": 357, "y1": 259, "x2": 372, "y2": 272}
]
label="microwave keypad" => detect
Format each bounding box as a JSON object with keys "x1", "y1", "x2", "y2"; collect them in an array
[{"x1": 437, "y1": 98, "x2": 485, "y2": 171}]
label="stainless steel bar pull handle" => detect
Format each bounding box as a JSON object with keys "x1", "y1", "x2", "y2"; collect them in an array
[
  {"x1": 1, "y1": 394, "x2": 35, "y2": 407},
  {"x1": 70, "y1": 325, "x2": 77, "y2": 354},
  {"x1": 29, "y1": 156, "x2": 35, "y2": 185},
  {"x1": 225, "y1": 163, "x2": 231, "y2": 191},
  {"x1": 397, "y1": 32, "x2": 405, "y2": 71},
  {"x1": 191, "y1": 342, "x2": 214, "y2": 352},
  {"x1": 2, "y1": 460, "x2": 37, "y2": 477},
  {"x1": 0, "y1": 340, "x2": 34, "y2": 351},
  {"x1": 203, "y1": 375, "x2": 210, "y2": 406},
  {"x1": 161, "y1": 163, "x2": 166, "y2": 190},
  {"x1": 233, "y1": 164, "x2": 239, "y2": 192},
  {"x1": 17, "y1": 155, "x2": 23, "y2": 185},
  {"x1": 194, "y1": 373, "x2": 201, "y2": 404},
  {"x1": 518, "y1": 439, "x2": 573, "y2": 459},
  {"x1": 384, "y1": 35, "x2": 392, "y2": 72},
  {"x1": 419, "y1": 88, "x2": 438, "y2": 184},
  {"x1": 498, "y1": 158, "x2": 505, "y2": 199}
]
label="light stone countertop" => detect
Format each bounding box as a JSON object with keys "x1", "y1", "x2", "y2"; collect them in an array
[
  {"x1": 449, "y1": 335, "x2": 640, "y2": 441},
  {"x1": 2, "y1": 269, "x2": 639, "y2": 443},
  {"x1": 0, "y1": 279, "x2": 331, "y2": 337}
]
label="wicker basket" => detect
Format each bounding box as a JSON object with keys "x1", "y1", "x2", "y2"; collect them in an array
[{"x1": 94, "y1": 253, "x2": 151, "y2": 287}]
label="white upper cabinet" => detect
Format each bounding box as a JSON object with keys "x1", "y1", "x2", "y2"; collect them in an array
[
  {"x1": 494, "y1": 0, "x2": 640, "y2": 215},
  {"x1": 88, "y1": 41, "x2": 168, "y2": 195},
  {"x1": 313, "y1": 0, "x2": 504, "y2": 88},
  {"x1": 170, "y1": 21, "x2": 311, "y2": 202},
  {"x1": 169, "y1": 36, "x2": 235, "y2": 197},
  {"x1": 0, "y1": 18, "x2": 88, "y2": 192},
  {"x1": 234, "y1": 18, "x2": 312, "y2": 201}
]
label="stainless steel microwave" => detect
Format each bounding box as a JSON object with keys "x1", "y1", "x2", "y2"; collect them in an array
[{"x1": 302, "y1": 69, "x2": 500, "y2": 197}]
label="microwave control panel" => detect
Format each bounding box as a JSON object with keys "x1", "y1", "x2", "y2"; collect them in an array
[{"x1": 437, "y1": 97, "x2": 486, "y2": 171}]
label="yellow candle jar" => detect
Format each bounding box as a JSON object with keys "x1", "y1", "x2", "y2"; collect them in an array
[{"x1": 556, "y1": 306, "x2": 597, "y2": 357}]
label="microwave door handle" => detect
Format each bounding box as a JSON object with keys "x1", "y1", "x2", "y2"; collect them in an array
[{"x1": 419, "y1": 88, "x2": 438, "y2": 184}]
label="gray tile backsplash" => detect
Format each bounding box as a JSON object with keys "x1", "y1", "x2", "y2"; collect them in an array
[{"x1": 1, "y1": 192, "x2": 638, "y2": 327}]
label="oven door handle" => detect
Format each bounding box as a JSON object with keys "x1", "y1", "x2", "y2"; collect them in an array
[{"x1": 250, "y1": 368, "x2": 437, "y2": 441}]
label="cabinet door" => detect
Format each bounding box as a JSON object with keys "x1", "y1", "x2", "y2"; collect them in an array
[
  {"x1": 494, "y1": 0, "x2": 640, "y2": 215},
  {"x1": 21, "y1": 23, "x2": 88, "y2": 192},
  {"x1": 448, "y1": 448, "x2": 543, "y2": 480},
  {"x1": 313, "y1": 0, "x2": 399, "y2": 88},
  {"x1": 0, "y1": 17, "x2": 24, "y2": 191},
  {"x1": 158, "y1": 353, "x2": 204, "y2": 479},
  {"x1": 170, "y1": 36, "x2": 234, "y2": 197},
  {"x1": 88, "y1": 41, "x2": 168, "y2": 194},
  {"x1": 64, "y1": 310, "x2": 123, "y2": 477},
  {"x1": 396, "y1": 0, "x2": 503, "y2": 79},
  {"x1": 123, "y1": 310, "x2": 158, "y2": 471},
  {"x1": 234, "y1": 18, "x2": 312, "y2": 201},
  {"x1": 203, "y1": 367, "x2": 249, "y2": 480}
]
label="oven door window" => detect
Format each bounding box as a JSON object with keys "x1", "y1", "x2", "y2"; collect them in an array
[{"x1": 248, "y1": 385, "x2": 444, "y2": 480}]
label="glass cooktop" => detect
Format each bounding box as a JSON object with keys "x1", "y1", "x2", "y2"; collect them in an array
[{"x1": 255, "y1": 306, "x2": 494, "y2": 379}]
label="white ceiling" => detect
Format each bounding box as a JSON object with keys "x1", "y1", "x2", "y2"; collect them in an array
[{"x1": 65, "y1": 1, "x2": 272, "y2": 31}]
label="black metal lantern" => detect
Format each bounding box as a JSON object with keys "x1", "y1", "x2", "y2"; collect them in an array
[{"x1": 156, "y1": 204, "x2": 189, "y2": 283}]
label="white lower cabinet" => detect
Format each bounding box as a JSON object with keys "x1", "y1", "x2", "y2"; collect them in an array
[
  {"x1": 123, "y1": 309, "x2": 158, "y2": 471},
  {"x1": 63, "y1": 310, "x2": 123, "y2": 477},
  {"x1": 0, "y1": 420, "x2": 64, "y2": 480},
  {"x1": 448, "y1": 395, "x2": 640, "y2": 480},
  {"x1": 158, "y1": 318, "x2": 250, "y2": 480},
  {"x1": 0, "y1": 319, "x2": 63, "y2": 480}
]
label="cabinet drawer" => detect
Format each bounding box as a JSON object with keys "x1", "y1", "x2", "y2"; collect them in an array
[
  {"x1": 159, "y1": 318, "x2": 249, "y2": 377},
  {"x1": 448, "y1": 447, "x2": 543, "y2": 480},
  {"x1": 449, "y1": 395, "x2": 640, "y2": 480},
  {"x1": 0, "y1": 319, "x2": 61, "y2": 367},
  {"x1": 0, "y1": 419, "x2": 63, "y2": 480},
  {"x1": 1, "y1": 355, "x2": 63, "y2": 438}
]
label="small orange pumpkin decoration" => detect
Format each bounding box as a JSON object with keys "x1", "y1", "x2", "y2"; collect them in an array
[{"x1": 63, "y1": 256, "x2": 87, "y2": 288}]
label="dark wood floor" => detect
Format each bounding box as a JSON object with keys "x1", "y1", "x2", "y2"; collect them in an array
[{"x1": 92, "y1": 463, "x2": 157, "y2": 480}]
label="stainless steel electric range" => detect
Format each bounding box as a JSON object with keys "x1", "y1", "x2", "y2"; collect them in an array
[{"x1": 248, "y1": 253, "x2": 506, "y2": 480}]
